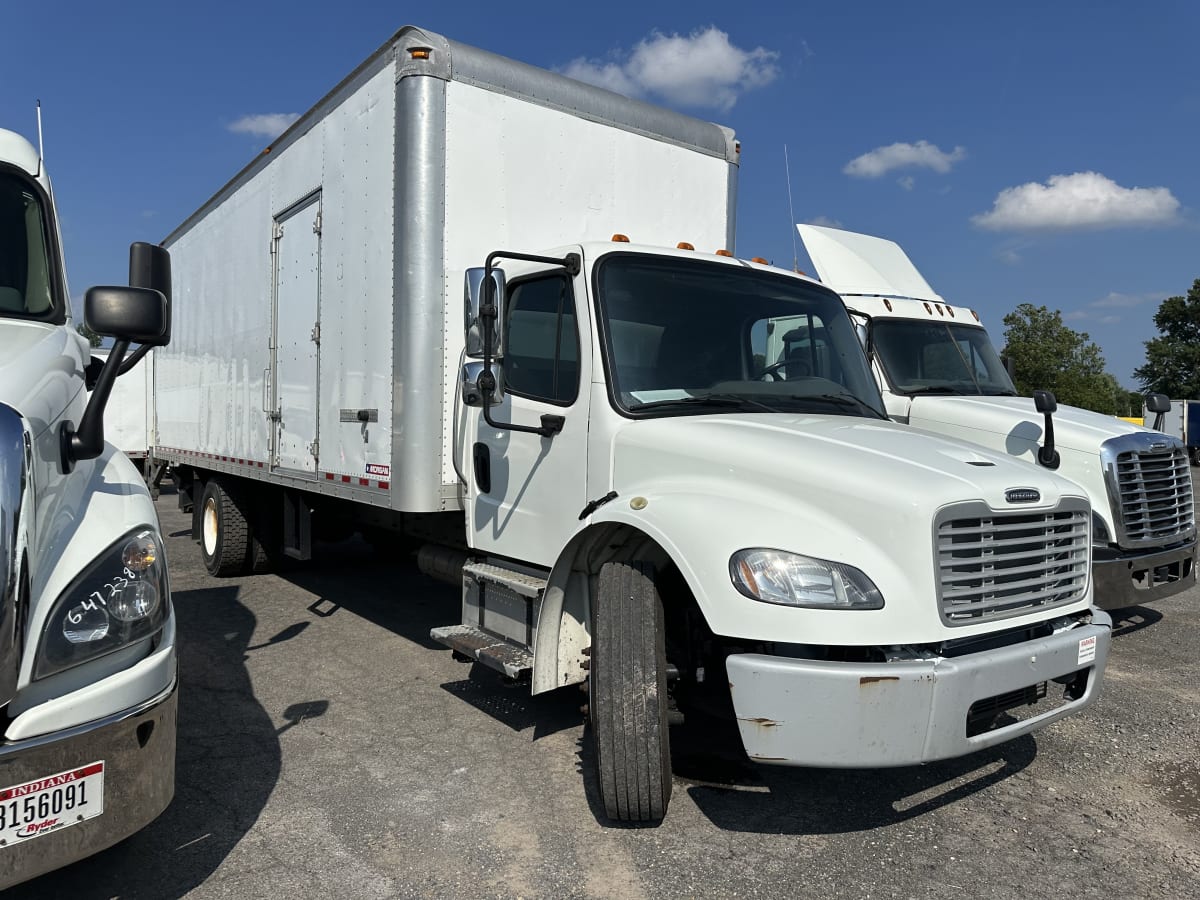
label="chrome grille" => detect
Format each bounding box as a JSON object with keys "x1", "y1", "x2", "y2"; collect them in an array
[
  {"x1": 937, "y1": 506, "x2": 1089, "y2": 625},
  {"x1": 1113, "y1": 446, "x2": 1195, "y2": 546}
]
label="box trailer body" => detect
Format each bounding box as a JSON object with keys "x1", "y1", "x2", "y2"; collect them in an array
[
  {"x1": 1144, "y1": 399, "x2": 1200, "y2": 466},
  {"x1": 153, "y1": 26, "x2": 737, "y2": 508},
  {"x1": 96, "y1": 349, "x2": 151, "y2": 467},
  {"x1": 156, "y1": 26, "x2": 1110, "y2": 824},
  {"x1": 797, "y1": 224, "x2": 1196, "y2": 611},
  {"x1": 0, "y1": 128, "x2": 175, "y2": 889}
]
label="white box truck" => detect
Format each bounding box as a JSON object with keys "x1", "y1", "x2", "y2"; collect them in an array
[
  {"x1": 96, "y1": 348, "x2": 152, "y2": 471},
  {"x1": 154, "y1": 26, "x2": 1111, "y2": 823},
  {"x1": 1144, "y1": 398, "x2": 1200, "y2": 467},
  {"x1": 796, "y1": 224, "x2": 1196, "y2": 612},
  {"x1": 0, "y1": 128, "x2": 176, "y2": 888}
]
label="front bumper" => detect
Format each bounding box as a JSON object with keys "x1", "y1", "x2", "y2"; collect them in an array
[
  {"x1": 726, "y1": 611, "x2": 1111, "y2": 768},
  {"x1": 1092, "y1": 538, "x2": 1196, "y2": 610},
  {"x1": 0, "y1": 678, "x2": 177, "y2": 890}
]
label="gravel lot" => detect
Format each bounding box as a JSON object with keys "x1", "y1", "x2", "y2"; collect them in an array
[{"x1": 10, "y1": 488, "x2": 1199, "y2": 899}]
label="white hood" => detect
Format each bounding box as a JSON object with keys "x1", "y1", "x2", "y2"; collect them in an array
[
  {"x1": 606, "y1": 413, "x2": 1092, "y2": 646},
  {"x1": 796, "y1": 224, "x2": 943, "y2": 301}
]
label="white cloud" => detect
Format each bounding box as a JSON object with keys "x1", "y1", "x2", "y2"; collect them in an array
[
  {"x1": 897, "y1": 175, "x2": 915, "y2": 191},
  {"x1": 997, "y1": 248, "x2": 1021, "y2": 265},
  {"x1": 804, "y1": 215, "x2": 843, "y2": 228},
  {"x1": 561, "y1": 27, "x2": 779, "y2": 112},
  {"x1": 227, "y1": 113, "x2": 300, "y2": 139},
  {"x1": 972, "y1": 172, "x2": 1180, "y2": 231},
  {"x1": 1065, "y1": 310, "x2": 1121, "y2": 325},
  {"x1": 1091, "y1": 290, "x2": 1163, "y2": 309},
  {"x1": 843, "y1": 141, "x2": 966, "y2": 178}
]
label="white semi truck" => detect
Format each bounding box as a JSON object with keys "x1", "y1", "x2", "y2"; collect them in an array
[
  {"x1": 796, "y1": 224, "x2": 1196, "y2": 612},
  {"x1": 153, "y1": 25, "x2": 1111, "y2": 823},
  {"x1": 0, "y1": 128, "x2": 176, "y2": 888}
]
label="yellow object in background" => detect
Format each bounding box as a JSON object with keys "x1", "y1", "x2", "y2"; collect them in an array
[{"x1": 1117, "y1": 416, "x2": 1144, "y2": 426}]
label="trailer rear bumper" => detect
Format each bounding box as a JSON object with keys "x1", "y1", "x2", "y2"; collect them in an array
[
  {"x1": 725, "y1": 611, "x2": 1111, "y2": 768},
  {"x1": 1092, "y1": 537, "x2": 1196, "y2": 610}
]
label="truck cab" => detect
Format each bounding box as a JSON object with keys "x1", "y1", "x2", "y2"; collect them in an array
[
  {"x1": 443, "y1": 238, "x2": 1111, "y2": 821},
  {"x1": 796, "y1": 223, "x2": 1196, "y2": 612},
  {"x1": 0, "y1": 127, "x2": 176, "y2": 889}
]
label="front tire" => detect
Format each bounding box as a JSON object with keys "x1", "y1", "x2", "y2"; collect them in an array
[
  {"x1": 200, "y1": 478, "x2": 252, "y2": 577},
  {"x1": 590, "y1": 560, "x2": 672, "y2": 822}
]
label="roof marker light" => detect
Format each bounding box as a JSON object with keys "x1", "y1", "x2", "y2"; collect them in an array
[
  {"x1": 935, "y1": 304, "x2": 944, "y2": 316},
  {"x1": 677, "y1": 242, "x2": 695, "y2": 250},
  {"x1": 947, "y1": 306, "x2": 955, "y2": 317},
  {"x1": 883, "y1": 299, "x2": 893, "y2": 311},
  {"x1": 923, "y1": 302, "x2": 933, "y2": 314},
  {"x1": 971, "y1": 309, "x2": 980, "y2": 321},
  {"x1": 409, "y1": 47, "x2": 432, "y2": 59},
  {"x1": 716, "y1": 249, "x2": 733, "y2": 257},
  {"x1": 611, "y1": 234, "x2": 630, "y2": 243},
  {"x1": 751, "y1": 257, "x2": 769, "y2": 264}
]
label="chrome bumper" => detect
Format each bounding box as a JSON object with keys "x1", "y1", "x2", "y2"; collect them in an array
[
  {"x1": 1092, "y1": 538, "x2": 1196, "y2": 610},
  {"x1": 726, "y1": 612, "x2": 1111, "y2": 768},
  {"x1": 0, "y1": 679, "x2": 177, "y2": 890}
]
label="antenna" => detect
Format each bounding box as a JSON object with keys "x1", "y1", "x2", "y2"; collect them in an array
[
  {"x1": 784, "y1": 145, "x2": 799, "y2": 272},
  {"x1": 35, "y1": 100, "x2": 44, "y2": 177}
]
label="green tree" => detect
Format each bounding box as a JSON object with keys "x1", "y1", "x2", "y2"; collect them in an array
[
  {"x1": 1134, "y1": 278, "x2": 1200, "y2": 399},
  {"x1": 1001, "y1": 303, "x2": 1124, "y2": 413},
  {"x1": 76, "y1": 322, "x2": 102, "y2": 347}
]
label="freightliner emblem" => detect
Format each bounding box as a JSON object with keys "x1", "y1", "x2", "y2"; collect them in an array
[
  {"x1": 1005, "y1": 488, "x2": 1041, "y2": 504},
  {"x1": 1149, "y1": 441, "x2": 1169, "y2": 451}
]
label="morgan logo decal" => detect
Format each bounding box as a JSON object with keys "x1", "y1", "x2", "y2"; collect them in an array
[
  {"x1": 1005, "y1": 488, "x2": 1041, "y2": 504},
  {"x1": 365, "y1": 464, "x2": 390, "y2": 478}
]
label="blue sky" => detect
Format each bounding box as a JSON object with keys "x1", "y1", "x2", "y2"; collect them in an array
[{"x1": 3, "y1": 1, "x2": 1196, "y2": 387}]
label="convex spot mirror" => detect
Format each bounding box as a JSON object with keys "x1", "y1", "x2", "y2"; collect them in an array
[
  {"x1": 129, "y1": 241, "x2": 172, "y2": 344},
  {"x1": 464, "y1": 267, "x2": 506, "y2": 359}
]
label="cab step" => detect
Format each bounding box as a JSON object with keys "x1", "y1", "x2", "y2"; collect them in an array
[{"x1": 430, "y1": 624, "x2": 533, "y2": 679}]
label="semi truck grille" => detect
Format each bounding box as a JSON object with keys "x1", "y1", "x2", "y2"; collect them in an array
[
  {"x1": 936, "y1": 505, "x2": 1089, "y2": 625},
  {"x1": 1112, "y1": 446, "x2": 1195, "y2": 546}
]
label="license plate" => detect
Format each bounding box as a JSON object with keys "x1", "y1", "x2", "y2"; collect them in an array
[{"x1": 0, "y1": 761, "x2": 105, "y2": 847}]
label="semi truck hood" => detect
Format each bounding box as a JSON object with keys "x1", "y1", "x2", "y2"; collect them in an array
[
  {"x1": 0, "y1": 320, "x2": 80, "y2": 435},
  {"x1": 905, "y1": 394, "x2": 1152, "y2": 454}
]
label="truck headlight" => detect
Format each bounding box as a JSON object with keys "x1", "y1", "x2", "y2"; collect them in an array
[
  {"x1": 36, "y1": 528, "x2": 169, "y2": 678},
  {"x1": 729, "y1": 549, "x2": 884, "y2": 609},
  {"x1": 1091, "y1": 511, "x2": 1110, "y2": 547}
]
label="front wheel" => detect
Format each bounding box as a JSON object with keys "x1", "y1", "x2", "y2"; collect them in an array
[
  {"x1": 200, "y1": 478, "x2": 252, "y2": 577},
  {"x1": 590, "y1": 560, "x2": 672, "y2": 822}
]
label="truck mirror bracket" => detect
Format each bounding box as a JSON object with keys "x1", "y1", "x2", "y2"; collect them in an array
[{"x1": 1033, "y1": 390, "x2": 1060, "y2": 470}]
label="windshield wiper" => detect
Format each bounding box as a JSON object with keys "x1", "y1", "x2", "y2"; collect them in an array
[
  {"x1": 903, "y1": 386, "x2": 964, "y2": 396},
  {"x1": 791, "y1": 393, "x2": 886, "y2": 418},
  {"x1": 628, "y1": 393, "x2": 778, "y2": 414}
]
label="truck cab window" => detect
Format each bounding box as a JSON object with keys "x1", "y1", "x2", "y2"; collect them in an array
[
  {"x1": 0, "y1": 173, "x2": 54, "y2": 318},
  {"x1": 504, "y1": 275, "x2": 580, "y2": 405},
  {"x1": 873, "y1": 320, "x2": 1015, "y2": 395},
  {"x1": 599, "y1": 255, "x2": 884, "y2": 418}
]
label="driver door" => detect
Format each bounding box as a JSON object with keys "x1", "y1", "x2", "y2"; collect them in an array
[{"x1": 461, "y1": 266, "x2": 591, "y2": 568}]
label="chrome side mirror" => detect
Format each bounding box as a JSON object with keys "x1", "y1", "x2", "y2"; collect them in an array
[
  {"x1": 464, "y1": 267, "x2": 506, "y2": 359},
  {"x1": 461, "y1": 361, "x2": 505, "y2": 406}
]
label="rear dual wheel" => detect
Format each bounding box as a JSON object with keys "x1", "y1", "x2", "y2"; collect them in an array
[
  {"x1": 590, "y1": 560, "x2": 672, "y2": 822},
  {"x1": 200, "y1": 479, "x2": 252, "y2": 577}
]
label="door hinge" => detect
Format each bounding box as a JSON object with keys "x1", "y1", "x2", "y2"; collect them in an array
[
  {"x1": 273, "y1": 222, "x2": 285, "y2": 240},
  {"x1": 313, "y1": 212, "x2": 322, "y2": 235},
  {"x1": 308, "y1": 440, "x2": 319, "y2": 459},
  {"x1": 267, "y1": 409, "x2": 281, "y2": 422},
  {"x1": 311, "y1": 322, "x2": 321, "y2": 344}
]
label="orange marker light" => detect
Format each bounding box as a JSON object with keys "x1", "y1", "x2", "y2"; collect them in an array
[
  {"x1": 677, "y1": 242, "x2": 695, "y2": 250},
  {"x1": 611, "y1": 234, "x2": 630, "y2": 243},
  {"x1": 751, "y1": 257, "x2": 769, "y2": 264},
  {"x1": 409, "y1": 48, "x2": 431, "y2": 59},
  {"x1": 716, "y1": 249, "x2": 733, "y2": 257}
]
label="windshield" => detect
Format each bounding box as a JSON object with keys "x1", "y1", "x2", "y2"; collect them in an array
[
  {"x1": 872, "y1": 319, "x2": 1016, "y2": 396},
  {"x1": 0, "y1": 172, "x2": 55, "y2": 320},
  {"x1": 596, "y1": 254, "x2": 885, "y2": 419}
]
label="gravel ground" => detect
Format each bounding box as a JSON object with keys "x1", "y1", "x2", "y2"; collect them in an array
[{"x1": 9, "y1": 488, "x2": 1199, "y2": 899}]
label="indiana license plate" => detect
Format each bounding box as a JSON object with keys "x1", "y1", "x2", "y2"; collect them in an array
[{"x1": 0, "y1": 761, "x2": 105, "y2": 847}]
